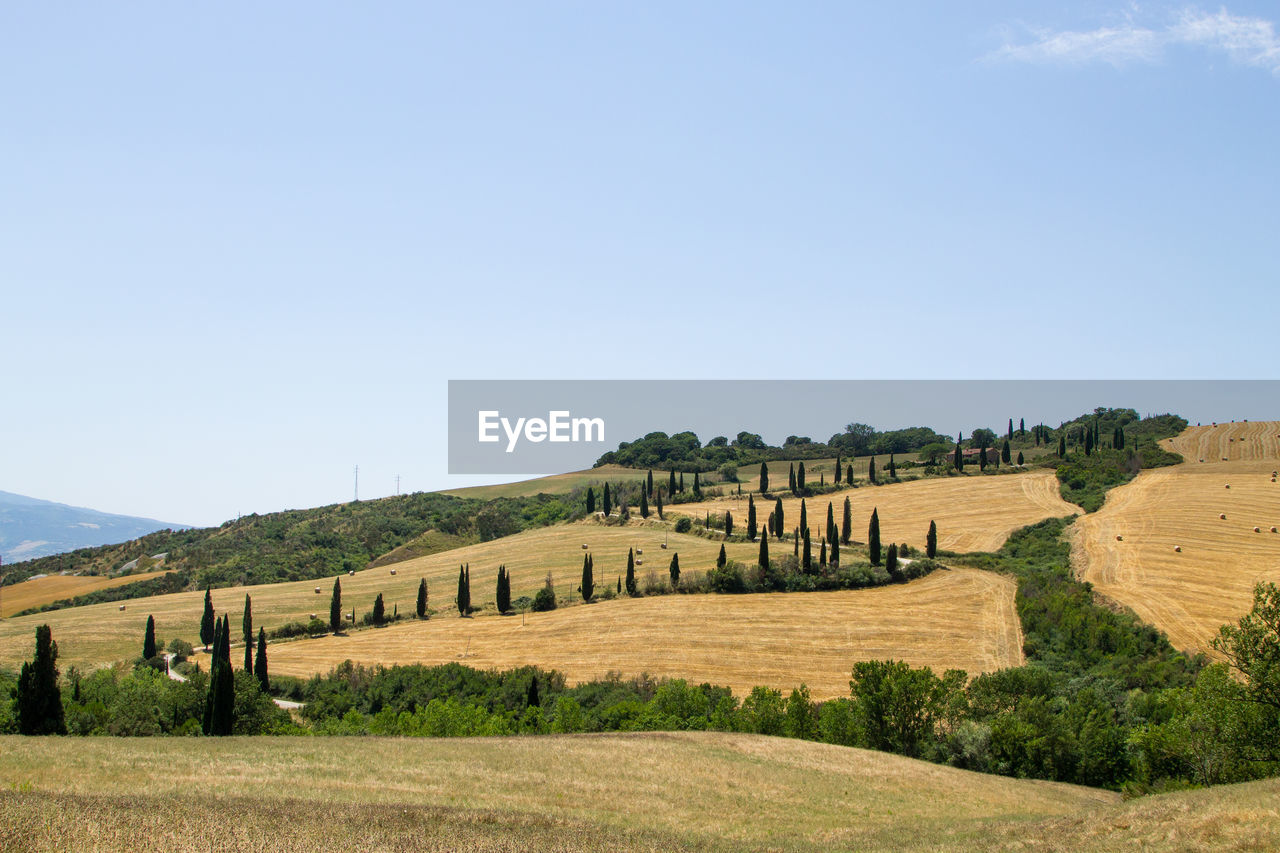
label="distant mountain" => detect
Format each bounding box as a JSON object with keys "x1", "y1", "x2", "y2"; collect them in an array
[{"x1": 0, "y1": 491, "x2": 188, "y2": 565}]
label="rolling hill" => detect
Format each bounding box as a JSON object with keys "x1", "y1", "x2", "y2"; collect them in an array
[{"x1": 0, "y1": 490, "x2": 186, "y2": 565}]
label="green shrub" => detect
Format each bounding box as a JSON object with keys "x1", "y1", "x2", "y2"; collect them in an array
[
  {"x1": 674, "y1": 517, "x2": 692, "y2": 534},
  {"x1": 531, "y1": 587, "x2": 557, "y2": 612}
]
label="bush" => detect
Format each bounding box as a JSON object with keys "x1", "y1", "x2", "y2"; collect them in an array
[
  {"x1": 532, "y1": 587, "x2": 557, "y2": 612},
  {"x1": 674, "y1": 517, "x2": 692, "y2": 534},
  {"x1": 718, "y1": 464, "x2": 739, "y2": 483},
  {"x1": 708, "y1": 561, "x2": 747, "y2": 593},
  {"x1": 306, "y1": 617, "x2": 329, "y2": 637},
  {"x1": 270, "y1": 622, "x2": 309, "y2": 640}
]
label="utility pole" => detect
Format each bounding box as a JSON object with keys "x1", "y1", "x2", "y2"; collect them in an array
[
  {"x1": 354, "y1": 465, "x2": 359, "y2": 502},
  {"x1": 395, "y1": 474, "x2": 401, "y2": 496}
]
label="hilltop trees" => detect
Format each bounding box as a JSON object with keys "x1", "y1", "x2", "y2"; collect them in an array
[
  {"x1": 201, "y1": 588, "x2": 215, "y2": 651},
  {"x1": 17, "y1": 624, "x2": 66, "y2": 735},
  {"x1": 457, "y1": 564, "x2": 471, "y2": 615},
  {"x1": 417, "y1": 578, "x2": 429, "y2": 618},
  {"x1": 329, "y1": 577, "x2": 343, "y2": 634},
  {"x1": 927, "y1": 520, "x2": 938, "y2": 559},
  {"x1": 869, "y1": 508, "x2": 882, "y2": 566},
  {"x1": 581, "y1": 553, "x2": 594, "y2": 602},
  {"x1": 143, "y1": 615, "x2": 157, "y2": 661}
]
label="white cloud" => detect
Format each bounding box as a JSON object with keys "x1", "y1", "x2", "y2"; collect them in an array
[{"x1": 992, "y1": 6, "x2": 1280, "y2": 75}]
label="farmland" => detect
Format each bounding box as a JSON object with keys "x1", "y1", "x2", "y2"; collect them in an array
[
  {"x1": 263, "y1": 568, "x2": 1023, "y2": 698},
  {"x1": 1071, "y1": 421, "x2": 1280, "y2": 653},
  {"x1": 0, "y1": 569, "x2": 174, "y2": 619}
]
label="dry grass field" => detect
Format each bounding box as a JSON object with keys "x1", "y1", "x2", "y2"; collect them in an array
[
  {"x1": 0, "y1": 732, "x2": 1123, "y2": 852},
  {"x1": 438, "y1": 464, "x2": 651, "y2": 500},
  {"x1": 0, "y1": 522, "x2": 755, "y2": 671},
  {"x1": 262, "y1": 568, "x2": 1022, "y2": 698},
  {"x1": 671, "y1": 469, "x2": 1078, "y2": 553},
  {"x1": 1071, "y1": 421, "x2": 1280, "y2": 654},
  {"x1": 0, "y1": 569, "x2": 173, "y2": 619}
]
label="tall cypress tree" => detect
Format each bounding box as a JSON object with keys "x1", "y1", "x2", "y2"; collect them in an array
[
  {"x1": 1058, "y1": 434, "x2": 1066, "y2": 457},
  {"x1": 586, "y1": 486, "x2": 596, "y2": 514},
  {"x1": 724, "y1": 510, "x2": 733, "y2": 538},
  {"x1": 758, "y1": 531, "x2": 770, "y2": 570},
  {"x1": 527, "y1": 675, "x2": 540, "y2": 709},
  {"x1": 830, "y1": 535, "x2": 839, "y2": 567},
  {"x1": 16, "y1": 624, "x2": 65, "y2": 735},
  {"x1": 869, "y1": 455, "x2": 878, "y2": 484},
  {"x1": 457, "y1": 564, "x2": 471, "y2": 615},
  {"x1": 841, "y1": 496, "x2": 852, "y2": 544},
  {"x1": 799, "y1": 499, "x2": 808, "y2": 535},
  {"x1": 802, "y1": 528, "x2": 812, "y2": 573},
  {"x1": 1007, "y1": 418, "x2": 1014, "y2": 440},
  {"x1": 717, "y1": 543, "x2": 727, "y2": 568},
  {"x1": 214, "y1": 616, "x2": 234, "y2": 735},
  {"x1": 669, "y1": 553, "x2": 680, "y2": 589},
  {"x1": 143, "y1": 614, "x2": 157, "y2": 661},
  {"x1": 242, "y1": 594, "x2": 253, "y2": 675},
  {"x1": 926, "y1": 520, "x2": 937, "y2": 559},
  {"x1": 669, "y1": 469, "x2": 677, "y2": 497},
  {"x1": 794, "y1": 529, "x2": 800, "y2": 557},
  {"x1": 640, "y1": 488, "x2": 649, "y2": 518},
  {"x1": 417, "y1": 578, "x2": 428, "y2": 618},
  {"x1": 954, "y1": 443, "x2": 964, "y2": 471},
  {"x1": 888, "y1": 454, "x2": 896, "y2": 479},
  {"x1": 255, "y1": 628, "x2": 269, "y2": 694},
  {"x1": 747, "y1": 494, "x2": 757, "y2": 540},
  {"x1": 603, "y1": 483, "x2": 612, "y2": 516},
  {"x1": 789, "y1": 463, "x2": 796, "y2": 494},
  {"x1": 1019, "y1": 417, "x2": 1025, "y2": 435},
  {"x1": 834, "y1": 456, "x2": 841, "y2": 484},
  {"x1": 656, "y1": 489, "x2": 664, "y2": 519},
  {"x1": 774, "y1": 497, "x2": 785, "y2": 540},
  {"x1": 1016, "y1": 451, "x2": 1024, "y2": 465},
  {"x1": 647, "y1": 469, "x2": 654, "y2": 499},
  {"x1": 581, "y1": 553, "x2": 594, "y2": 602},
  {"x1": 819, "y1": 539, "x2": 827, "y2": 567},
  {"x1": 626, "y1": 548, "x2": 637, "y2": 595},
  {"x1": 846, "y1": 463, "x2": 853, "y2": 485},
  {"x1": 679, "y1": 471, "x2": 684, "y2": 493},
  {"x1": 372, "y1": 593, "x2": 386, "y2": 626},
  {"x1": 797, "y1": 462, "x2": 806, "y2": 492},
  {"x1": 498, "y1": 566, "x2": 512, "y2": 614},
  {"x1": 329, "y1": 577, "x2": 343, "y2": 634},
  {"x1": 886, "y1": 543, "x2": 900, "y2": 581},
  {"x1": 200, "y1": 588, "x2": 215, "y2": 651},
  {"x1": 825, "y1": 502, "x2": 835, "y2": 544},
  {"x1": 1085, "y1": 430, "x2": 1094, "y2": 456},
  {"x1": 693, "y1": 471, "x2": 702, "y2": 498},
  {"x1": 869, "y1": 508, "x2": 882, "y2": 566},
  {"x1": 1001, "y1": 439, "x2": 1011, "y2": 464},
  {"x1": 759, "y1": 461, "x2": 769, "y2": 493}
]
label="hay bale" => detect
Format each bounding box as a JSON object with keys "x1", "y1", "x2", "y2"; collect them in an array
[
  {"x1": 348, "y1": 570, "x2": 355, "y2": 576},
  {"x1": 1271, "y1": 527, "x2": 1277, "y2": 533},
  {"x1": 1174, "y1": 545, "x2": 1182, "y2": 552},
  {"x1": 1254, "y1": 527, "x2": 1262, "y2": 533},
  {"x1": 1225, "y1": 484, "x2": 1231, "y2": 489},
  {"x1": 1220, "y1": 514, "x2": 1227, "y2": 520},
  {"x1": 315, "y1": 587, "x2": 321, "y2": 593},
  {"x1": 119, "y1": 604, "x2": 127, "y2": 611},
  {"x1": 390, "y1": 569, "x2": 397, "y2": 575},
  {"x1": 661, "y1": 543, "x2": 668, "y2": 549},
  {"x1": 636, "y1": 549, "x2": 643, "y2": 555},
  {"x1": 1116, "y1": 535, "x2": 1124, "y2": 541},
  {"x1": 582, "y1": 544, "x2": 589, "y2": 550},
  {"x1": 636, "y1": 559, "x2": 643, "y2": 566}
]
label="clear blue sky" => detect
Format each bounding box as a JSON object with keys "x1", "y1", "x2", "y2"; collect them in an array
[{"x1": 3, "y1": 3, "x2": 1277, "y2": 527}]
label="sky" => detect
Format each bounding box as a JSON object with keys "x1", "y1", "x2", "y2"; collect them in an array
[{"x1": 2, "y1": 2, "x2": 1278, "y2": 528}]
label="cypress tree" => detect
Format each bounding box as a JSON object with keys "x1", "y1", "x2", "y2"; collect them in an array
[
  {"x1": 886, "y1": 543, "x2": 900, "y2": 581},
  {"x1": 1001, "y1": 439, "x2": 1011, "y2": 464},
  {"x1": 868, "y1": 455, "x2": 877, "y2": 484},
  {"x1": 603, "y1": 483, "x2": 612, "y2": 516},
  {"x1": 747, "y1": 494, "x2": 757, "y2": 540},
  {"x1": 759, "y1": 461, "x2": 769, "y2": 493},
  {"x1": 826, "y1": 502, "x2": 835, "y2": 543},
  {"x1": 581, "y1": 553, "x2": 594, "y2": 602},
  {"x1": 717, "y1": 544, "x2": 727, "y2": 568},
  {"x1": 830, "y1": 534, "x2": 840, "y2": 566},
  {"x1": 205, "y1": 616, "x2": 235, "y2": 736},
  {"x1": 869, "y1": 508, "x2": 882, "y2": 566},
  {"x1": 1019, "y1": 417, "x2": 1025, "y2": 435},
  {"x1": 647, "y1": 469, "x2": 654, "y2": 499},
  {"x1": 457, "y1": 564, "x2": 471, "y2": 615},
  {"x1": 1058, "y1": 434, "x2": 1066, "y2": 457},
  {"x1": 789, "y1": 463, "x2": 796, "y2": 494},
  {"x1": 802, "y1": 528, "x2": 812, "y2": 573},
  {"x1": 255, "y1": 628, "x2": 269, "y2": 693},
  {"x1": 626, "y1": 548, "x2": 636, "y2": 595},
  {"x1": 143, "y1": 614, "x2": 157, "y2": 661},
  {"x1": 586, "y1": 486, "x2": 596, "y2": 514},
  {"x1": 372, "y1": 593, "x2": 385, "y2": 626},
  {"x1": 888, "y1": 454, "x2": 896, "y2": 479},
  {"x1": 200, "y1": 588, "x2": 215, "y2": 651},
  {"x1": 841, "y1": 496, "x2": 852, "y2": 544},
  {"x1": 417, "y1": 578, "x2": 428, "y2": 618},
  {"x1": 846, "y1": 463, "x2": 853, "y2": 485},
  {"x1": 679, "y1": 471, "x2": 684, "y2": 493},
  {"x1": 775, "y1": 497, "x2": 785, "y2": 540},
  {"x1": 758, "y1": 531, "x2": 770, "y2": 570},
  {"x1": 797, "y1": 461, "x2": 806, "y2": 492},
  {"x1": 819, "y1": 538, "x2": 827, "y2": 567},
  {"x1": 669, "y1": 553, "x2": 680, "y2": 589},
  {"x1": 1085, "y1": 430, "x2": 1094, "y2": 456},
  {"x1": 954, "y1": 443, "x2": 964, "y2": 471},
  {"x1": 724, "y1": 510, "x2": 733, "y2": 538},
  {"x1": 926, "y1": 520, "x2": 937, "y2": 558},
  {"x1": 979, "y1": 437, "x2": 988, "y2": 471},
  {"x1": 693, "y1": 471, "x2": 701, "y2": 498},
  {"x1": 242, "y1": 594, "x2": 253, "y2": 674},
  {"x1": 640, "y1": 488, "x2": 649, "y2": 518},
  {"x1": 656, "y1": 489, "x2": 664, "y2": 519},
  {"x1": 527, "y1": 676, "x2": 540, "y2": 708},
  {"x1": 1007, "y1": 418, "x2": 1014, "y2": 440},
  {"x1": 794, "y1": 529, "x2": 800, "y2": 557},
  {"x1": 799, "y1": 498, "x2": 808, "y2": 535},
  {"x1": 329, "y1": 577, "x2": 343, "y2": 634},
  {"x1": 17, "y1": 624, "x2": 66, "y2": 735},
  {"x1": 617, "y1": 577, "x2": 621, "y2": 594},
  {"x1": 834, "y1": 456, "x2": 841, "y2": 483},
  {"x1": 1017, "y1": 450, "x2": 1024, "y2": 465},
  {"x1": 669, "y1": 469, "x2": 677, "y2": 496}
]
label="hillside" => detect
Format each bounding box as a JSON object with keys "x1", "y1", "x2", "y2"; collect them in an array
[
  {"x1": 0, "y1": 490, "x2": 186, "y2": 564},
  {"x1": 0, "y1": 732, "x2": 1118, "y2": 852},
  {"x1": 1071, "y1": 421, "x2": 1280, "y2": 653},
  {"x1": 263, "y1": 568, "x2": 1023, "y2": 698}
]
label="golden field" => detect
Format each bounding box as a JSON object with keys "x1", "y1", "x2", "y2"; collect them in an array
[
  {"x1": 1071, "y1": 421, "x2": 1280, "y2": 653},
  {"x1": 670, "y1": 469, "x2": 1078, "y2": 553},
  {"x1": 0, "y1": 569, "x2": 173, "y2": 618},
  {"x1": 262, "y1": 568, "x2": 1023, "y2": 698}
]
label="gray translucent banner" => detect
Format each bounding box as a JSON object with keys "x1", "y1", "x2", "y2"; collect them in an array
[{"x1": 448, "y1": 380, "x2": 1279, "y2": 475}]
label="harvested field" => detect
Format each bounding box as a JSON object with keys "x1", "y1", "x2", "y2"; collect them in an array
[
  {"x1": 670, "y1": 469, "x2": 1077, "y2": 553},
  {"x1": 0, "y1": 522, "x2": 758, "y2": 671},
  {"x1": 264, "y1": 568, "x2": 1023, "y2": 699},
  {"x1": 1072, "y1": 421, "x2": 1280, "y2": 653},
  {"x1": 0, "y1": 569, "x2": 174, "y2": 618}
]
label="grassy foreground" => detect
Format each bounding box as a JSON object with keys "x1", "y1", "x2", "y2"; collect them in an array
[
  {"x1": 0, "y1": 731, "x2": 1118, "y2": 852},
  {"x1": 3, "y1": 732, "x2": 1276, "y2": 851}
]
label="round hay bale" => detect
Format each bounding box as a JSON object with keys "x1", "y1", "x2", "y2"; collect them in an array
[
  {"x1": 661, "y1": 543, "x2": 668, "y2": 549},
  {"x1": 636, "y1": 560, "x2": 643, "y2": 566},
  {"x1": 1116, "y1": 535, "x2": 1123, "y2": 541},
  {"x1": 1174, "y1": 545, "x2": 1182, "y2": 552},
  {"x1": 1220, "y1": 513, "x2": 1227, "y2": 520},
  {"x1": 1225, "y1": 484, "x2": 1231, "y2": 489},
  {"x1": 1254, "y1": 527, "x2": 1262, "y2": 533},
  {"x1": 1271, "y1": 527, "x2": 1277, "y2": 533},
  {"x1": 582, "y1": 544, "x2": 589, "y2": 550},
  {"x1": 390, "y1": 569, "x2": 397, "y2": 575},
  {"x1": 636, "y1": 548, "x2": 643, "y2": 555},
  {"x1": 348, "y1": 570, "x2": 355, "y2": 576},
  {"x1": 315, "y1": 587, "x2": 321, "y2": 594},
  {"x1": 119, "y1": 604, "x2": 127, "y2": 611}
]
